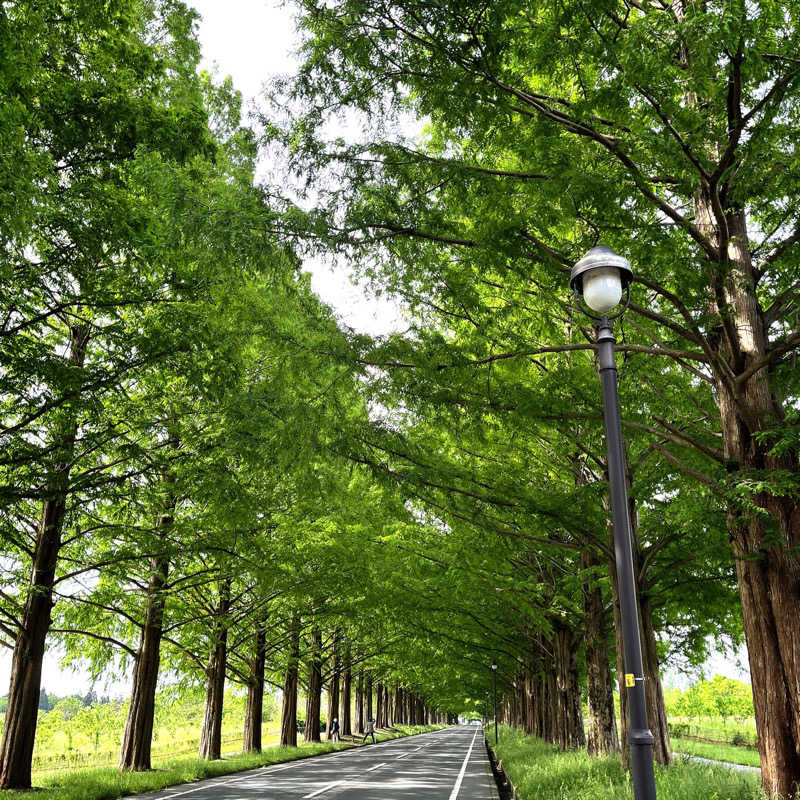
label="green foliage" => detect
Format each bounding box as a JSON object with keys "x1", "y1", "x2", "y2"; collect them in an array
[
  {"x1": 4, "y1": 0, "x2": 798, "y2": 790},
  {"x1": 665, "y1": 677, "x2": 754, "y2": 726},
  {"x1": 263, "y1": 0, "x2": 775, "y2": 728}
]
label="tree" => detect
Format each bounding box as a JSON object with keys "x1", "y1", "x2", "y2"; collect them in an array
[
  {"x1": 273, "y1": 2, "x2": 800, "y2": 793},
  {"x1": 0, "y1": 0, "x2": 218, "y2": 786}
]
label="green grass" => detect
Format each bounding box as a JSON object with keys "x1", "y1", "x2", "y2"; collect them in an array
[
  {"x1": 6, "y1": 725, "x2": 440, "y2": 800},
  {"x1": 668, "y1": 716, "x2": 758, "y2": 747},
  {"x1": 672, "y1": 737, "x2": 761, "y2": 769},
  {"x1": 492, "y1": 725, "x2": 762, "y2": 800}
]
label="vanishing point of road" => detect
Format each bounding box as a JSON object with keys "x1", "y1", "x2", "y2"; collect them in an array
[{"x1": 139, "y1": 726, "x2": 497, "y2": 800}]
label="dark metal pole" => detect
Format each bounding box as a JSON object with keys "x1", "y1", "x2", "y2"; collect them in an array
[{"x1": 597, "y1": 316, "x2": 657, "y2": 800}]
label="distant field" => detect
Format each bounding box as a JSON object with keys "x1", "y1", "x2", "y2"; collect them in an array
[
  {"x1": 667, "y1": 715, "x2": 758, "y2": 748},
  {"x1": 0, "y1": 689, "x2": 283, "y2": 774},
  {"x1": 672, "y1": 737, "x2": 761, "y2": 768},
  {"x1": 29, "y1": 722, "x2": 282, "y2": 774}
]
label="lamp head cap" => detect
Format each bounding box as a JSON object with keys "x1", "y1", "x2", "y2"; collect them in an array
[{"x1": 570, "y1": 245, "x2": 632, "y2": 294}]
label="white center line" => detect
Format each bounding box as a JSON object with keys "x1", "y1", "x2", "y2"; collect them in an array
[
  {"x1": 163, "y1": 771, "x2": 266, "y2": 799},
  {"x1": 302, "y1": 759, "x2": 389, "y2": 797},
  {"x1": 303, "y1": 779, "x2": 346, "y2": 798},
  {"x1": 447, "y1": 728, "x2": 479, "y2": 800}
]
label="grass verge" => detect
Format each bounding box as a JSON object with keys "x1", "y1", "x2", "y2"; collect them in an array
[
  {"x1": 672, "y1": 737, "x2": 761, "y2": 769},
  {"x1": 33, "y1": 727, "x2": 283, "y2": 775},
  {"x1": 492, "y1": 725, "x2": 762, "y2": 800},
  {"x1": 8, "y1": 725, "x2": 441, "y2": 800}
]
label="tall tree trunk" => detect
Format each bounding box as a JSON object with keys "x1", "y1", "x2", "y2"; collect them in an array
[
  {"x1": 340, "y1": 652, "x2": 352, "y2": 736},
  {"x1": 304, "y1": 627, "x2": 322, "y2": 743},
  {"x1": 243, "y1": 619, "x2": 267, "y2": 753},
  {"x1": 375, "y1": 682, "x2": 384, "y2": 727},
  {"x1": 392, "y1": 685, "x2": 401, "y2": 726},
  {"x1": 280, "y1": 615, "x2": 300, "y2": 747},
  {"x1": 386, "y1": 686, "x2": 394, "y2": 728},
  {"x1": 544, "y1": 669, "x2": 556, "y2": 744},
  {"x1": 198, "y1": 579, "x2": 232, "y2": 760},
  {"x1": 326, "y1": 632, "x2": 340, "y2": 739},
  {"x1": 639, "y1": 594, "x2": 671, "y2": 765},
  {"x1": 717, "y1": 219, "x2": 800, "y2": 798},
  {"x1": 582, "y1": 548, "x2": 619, "y2": 756},
  {"x1": 553, "y1": 625, "x2": 585, "y2": 750},
  {"x1": 120, "y1": 441, "x2": 178, "y2": 770},
  {"x1": 733, "y1": 510, "x2": 800, "y2": 799},
  {"x1": 527, "y1": 676, "x2": 536, "y2": 735},
  {"x1": 354, "y1": 671, "x2": 364, "y2": 734},
  {"x1": 687, "y1": 70, "x2": 800, "y2": 787},
  {"x1": 0, "y1": 324, "x2": 89, "y2": 790},
  {"x1": 366, "y1": 676, "x2": 373, "y2": 722},
  {"x1": 119, "y1": 556, "x2": 170, "y2": 769}
]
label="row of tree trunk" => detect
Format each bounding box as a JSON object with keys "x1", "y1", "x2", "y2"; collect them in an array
[
  {"x1": 288, "y1": 662, "x2": 441, "y2": 746},
  {"x1": 1, "y1": 505, "x2": 447, "y2": 791},
  {"x1": 500, "y1": 578, "x2": 670, "y2": 769}
]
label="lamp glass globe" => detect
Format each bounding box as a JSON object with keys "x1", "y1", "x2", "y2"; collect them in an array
[{"x1": 582, "y1": 267, "x2": 622, "y2": 313}]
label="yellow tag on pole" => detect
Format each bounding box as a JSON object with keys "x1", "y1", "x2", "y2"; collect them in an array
[{"x1": 625, "y1": 673, "x2": 635, "y2": 688}]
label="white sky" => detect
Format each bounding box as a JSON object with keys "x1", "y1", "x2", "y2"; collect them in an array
[
  {"x1": 0, "y1": 0, "x2": 747, "y2": 701},
  {"x1": 191, "y1": 0, "x2": 406, "y2": 337}
]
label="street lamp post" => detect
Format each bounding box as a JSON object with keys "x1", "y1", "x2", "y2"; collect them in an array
[
  {"x1": 570, "y1": 246, "x2": 657, "y2": 800},
  {"x1": 491, "y1": 662, "x2": 498, "y2": 745}
]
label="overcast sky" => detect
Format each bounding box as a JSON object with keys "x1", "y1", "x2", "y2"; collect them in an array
[
  {"x1": 0, "y1": 0, "x2": 746, "y2": 700},
  {"x1": 191, "y1": 0, "x2": 406, "y2": 337}
]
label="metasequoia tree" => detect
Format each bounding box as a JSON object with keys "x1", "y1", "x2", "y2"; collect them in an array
[
  {"x1": 277, "y1": 2, "x2": 800, "y2": 792},
  {"x1": 0, "y1": 0, "x2": 216, "y2": 786}
]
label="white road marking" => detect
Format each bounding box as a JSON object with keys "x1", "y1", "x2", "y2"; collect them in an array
[
  {"x1": 302, "y1": 756, "x2": 392, "y2": 796},
  {"x1": 162, "y1": 770, "x2": 268, "y2": 799},
  {"x1": 302, "y1": 779, "x2": 346, "y2": 798},
  {"x1": 447, "y1": 727, "x2": 479, "y2": 800}
]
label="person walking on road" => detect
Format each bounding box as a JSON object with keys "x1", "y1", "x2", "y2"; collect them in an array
[
  {"x1": 361, "y1": 717, "x2": 375, "y2": 744},
  {"x1": 330, "y1": 717, "x2": 340, "y2": 742}
]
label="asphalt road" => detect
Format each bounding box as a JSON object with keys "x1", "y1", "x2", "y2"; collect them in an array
[{"x1": 139, "y1": 726, "x2": 497, "y2": 800}]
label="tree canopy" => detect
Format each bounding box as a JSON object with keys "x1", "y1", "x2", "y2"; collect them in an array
[{"x1": 1, "y1": 1, "x2": 798, "y2": 797}]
